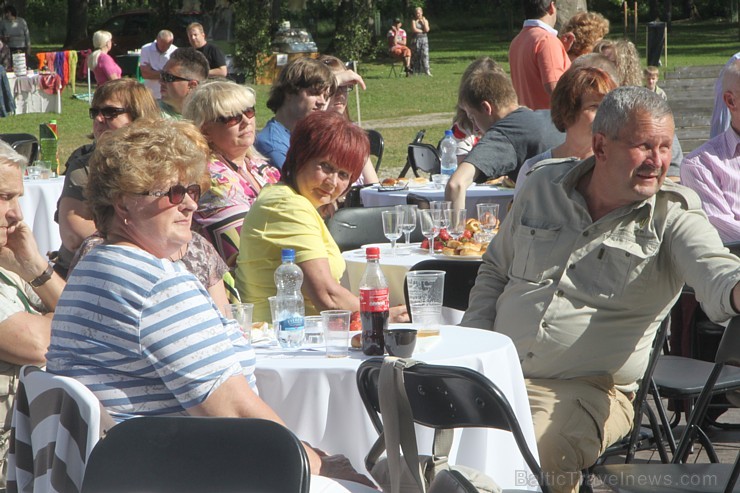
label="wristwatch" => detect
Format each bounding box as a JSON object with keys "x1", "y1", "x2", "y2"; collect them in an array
[{"x1": 30, "y1": 262, "x2": 54, "y2": 288}]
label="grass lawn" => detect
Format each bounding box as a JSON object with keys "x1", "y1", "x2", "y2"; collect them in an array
[{"x1": 2, "y1": 18, "x2": 738, "y2": 179}]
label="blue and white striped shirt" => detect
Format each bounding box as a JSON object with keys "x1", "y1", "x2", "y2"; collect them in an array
[{"x1": 47, "y1": 244, "x2": 256, "y2": 420}]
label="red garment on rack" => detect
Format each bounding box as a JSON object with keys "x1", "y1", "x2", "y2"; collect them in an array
[{"x1": 38, "y1": 73, "x2": 62, "y2": 94}]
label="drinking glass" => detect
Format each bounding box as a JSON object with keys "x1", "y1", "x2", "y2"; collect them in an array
[
  {"x1": 430, "y1": 201, "x2": 452, "y2": 230},
  {"x1": 477, "y1": 203, "x2": 500, "y2": 238},
  {"x1": 448, "y1": 209, "x2": 467, "y2": 240},
  {"x1": 381, "y1": 210, "x2": 402, "y2": 256},
  {"x1": 418, "y1": 209, "x2": 441, "y2": 255},
  {"x1": 395, "y1": 204, "x2": 418, "y2": 246},
  {"x1": 223, "y1": 303, "x2": 254, "y2": 343}
]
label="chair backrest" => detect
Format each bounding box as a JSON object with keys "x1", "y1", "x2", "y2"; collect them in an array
[
  {"x1": 0, "y1": 133, "x2": 39, "y2": 164},
  {"x1": 408, "y1": 143, "x2": 440, "y2": 175},
  {"x1": 366, "y1": 129, "x2": 384, "y2": 172},
  {"x1": 403, "y1": 258, "x2": 482, "y2": 313},
  {"x1": 398, "y1": 130, "x2": 427, "y2": 178},
  {"x1": 81, "y1": 417, "x2": 310, "y2": 493},
  {"x1": 356, "y1": 358, "x2": 548, "y2": 492},
  {"x1": 405, "y1": 193, "x2": 430, "y2": 209},
  {"x1": 8, "y1": 365, "x2": 104, "y2": 493},
  {"x1": 326, "y1": 205, "x2": 424, "y2": 251}
]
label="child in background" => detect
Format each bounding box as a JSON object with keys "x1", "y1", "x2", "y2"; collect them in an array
[{"x1": 645, "y1": 65, "x2": 667, "y2": 100}]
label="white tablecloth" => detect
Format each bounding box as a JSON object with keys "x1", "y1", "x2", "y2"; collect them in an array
[
  {"x1": 360, "y1": 184, "x2": 514, "y2": 222},
  {"x1": 19, "y1": 177, "x2": 63, "y2": 256},
  {"x1": 342, "y1": 245, "x2": 479, "y2": 307},
  {"x1": 254, "y1": 326, "x2": 539, "y2": 491},
  {"x1": 7, "y1": 73, "x2": 62, "y2": 114}
]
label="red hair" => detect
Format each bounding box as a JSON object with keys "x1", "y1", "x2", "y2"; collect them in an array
[{"x1": 282, "y1": 111, "x2": 368, "y2": 194}]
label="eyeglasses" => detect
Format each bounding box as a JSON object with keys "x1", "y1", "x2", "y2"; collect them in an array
[
  {"x1": 89, "y1": 106, "x2": 128, "y2": 120},
  {"x1": 139, "y1": 184, "x2": 201, "y2": 205},
  {"x1": 160, "y1": 71, "x2": 193, "y2": 83},
  {"x1": 317, "y1": 161, "x2": 350, "y2": 181},
  {"x1": 215, "y1": 107, "x2": 256, "y2": 127}
]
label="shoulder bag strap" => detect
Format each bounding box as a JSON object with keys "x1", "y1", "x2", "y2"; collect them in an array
[{"x1": 379, "y1": 356, "x2": 427, "y2": 493}]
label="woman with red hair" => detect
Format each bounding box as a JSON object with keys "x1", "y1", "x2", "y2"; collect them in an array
[{"x1": 236, "y1": 111, "x2": 408, "y2": 322}]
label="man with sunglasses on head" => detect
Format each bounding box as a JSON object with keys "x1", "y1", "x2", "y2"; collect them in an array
[
  {"x1": 159, "y1": 47, "x2": 209, "y2": 119},
  {"x1": 139, "y1": 30, "x2": 177, "y2": 101},
  {"x1": 0, "y1": 141, "x2": 66, "y2": 487}
]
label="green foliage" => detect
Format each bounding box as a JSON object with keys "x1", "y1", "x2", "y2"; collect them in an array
[
  {"x1": 232, "y1": 0, "x2": 273, "y2": 81},
  {"x1": 333, "y1": 0, "x2": 374, "y2": 61}
]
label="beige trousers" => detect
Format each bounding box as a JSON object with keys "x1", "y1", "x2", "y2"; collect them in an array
[{"x1": 526, "y1": 376, "x2": 634, "y2": 493}]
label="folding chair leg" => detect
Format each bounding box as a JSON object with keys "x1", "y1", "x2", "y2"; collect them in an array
[
  {"x1": 650, "y1": 379, "x2": 678, "y2": 456},
  {"x1": 643, "y1": 403, "x2": 671, "y2": 463},
  {"x1": 398, "y1": 160, "x2": 418, "y2": 179}
]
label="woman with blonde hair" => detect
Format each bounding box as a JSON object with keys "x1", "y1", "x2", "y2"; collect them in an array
[
  {"x1": 88, "y1": 30, "x2": 121, "y2": 84},
  {"x1": 183, "y1": 80, "x2": 281, "y2": 265},
  {"x1": 559, "y1": 11, "x2": 609, "y2": 61},
  {"x1": 593, "y1": 38, "x2": 642, "y2": 87}
]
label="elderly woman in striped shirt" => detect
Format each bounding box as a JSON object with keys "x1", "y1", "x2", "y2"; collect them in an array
[{"x1": 45, "y1": 119, "x2": 372, "y2": 486}]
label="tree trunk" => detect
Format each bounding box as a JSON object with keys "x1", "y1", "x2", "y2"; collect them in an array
[
  {"x1": 553, "y1": 0, "x2": 588, "y2": 32},
  {"x1": 63, "y1": 0, "x2": 89, "y2": 48}
]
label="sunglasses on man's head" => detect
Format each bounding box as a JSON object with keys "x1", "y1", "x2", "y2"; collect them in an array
[
  {"x1": 139, "y1": 184, "x2": 201, "y2": 205},
  {"x1": 215, "y1": 107, "x2": 256, "y2": 127},
  {"x1": 160, "y1": 71, "x2": 193, "y2": 83},
  {"x1": 89, "y1": 106, "x2": 128, "y2": 120}
]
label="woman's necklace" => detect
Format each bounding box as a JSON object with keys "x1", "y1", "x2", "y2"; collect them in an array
[{"x1": 169, "y1": 244, "x2": 187, "y2": 262}]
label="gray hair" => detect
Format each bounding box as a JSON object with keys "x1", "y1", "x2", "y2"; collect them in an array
[
  {"x1": 0, "y1": 141, "x2": 27, "y2": 170},
  {"x1": 722, "y1": 59, "x2": 740, "y2": 94},
  {"x1": 157, "y1": 29, "x2": 174, "y2": 40},
  {"x1": 592, "y1": 86, "x2": 672, "y2": 139}
]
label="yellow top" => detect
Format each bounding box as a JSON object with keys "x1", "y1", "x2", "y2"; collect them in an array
[{"x1": 236, "y1": 184, "x2": 345, "y2": 322}]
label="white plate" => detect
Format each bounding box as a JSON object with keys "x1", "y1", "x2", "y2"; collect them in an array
[{"x1": 412, "y1": 247, "x2": 482, "y2": 260}]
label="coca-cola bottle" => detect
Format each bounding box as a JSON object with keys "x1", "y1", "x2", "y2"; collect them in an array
[{"x1": 359, "y1": 247, "x2": 389, "y2": 355}]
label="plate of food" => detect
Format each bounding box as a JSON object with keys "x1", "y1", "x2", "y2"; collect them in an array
[
  {"x1": 417, "y1": 219, "x2": 493, "y2": 259},
  {"x1": 377, "y1": 178, "x2": 408, "y2": 191}
]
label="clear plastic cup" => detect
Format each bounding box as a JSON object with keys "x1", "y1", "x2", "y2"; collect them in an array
[
  {"x1": 322, "y1": 310, "x2": 351, "y2": 358},
  {"x1": 405, "y1": 270, "x2": 445, "y2": 337},
  {"x1": 304, "y1": 315, "x2": 324, "y2": 345},
  {"x1": 224, "y1": 303, "x2": 254, "y2": 343}
]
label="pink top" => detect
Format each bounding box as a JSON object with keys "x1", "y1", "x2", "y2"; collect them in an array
[
  {"x1": 680, "y1": 127, "x2": 740, "y2": 243},
  {"x1": 508, "y1": 23, "x2": 570, "y2": 110},
  {"x1": 92, "y1": 52, "x2": 122, "y2": 85}
]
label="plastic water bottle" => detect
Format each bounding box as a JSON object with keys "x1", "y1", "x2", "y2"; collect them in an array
[
  {"x1": 440, "y1": 129, "x2": 457, "y2": 176},
  {"x1": 274, "y1": 248, "x2": 305, "y2": 348}
]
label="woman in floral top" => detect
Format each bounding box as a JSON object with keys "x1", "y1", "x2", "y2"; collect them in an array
[{"x1": 184, "y1": 80, "x2": 281, "y2": 265}]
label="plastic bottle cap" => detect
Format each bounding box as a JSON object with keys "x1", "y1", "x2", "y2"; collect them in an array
[
  {"x1": 444, "y1": 130, "x2": 453, "y2": 137},
  {"x1": 366, "y1": 247, "x2": 380, "y2": 259},
  {"x1": 281, "y1": 248, "x2": 296, "y2": 261}
]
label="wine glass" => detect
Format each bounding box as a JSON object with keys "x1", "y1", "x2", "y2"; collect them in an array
[
  {"x1": 381, "y1": 210, "x2": 402, "y2": 256},
  {"x1": 448, "y1": 209, "x2": 467, "y2": 240},
  {"x1": 477, "y1": 203, "x2": 500, "y2": 241},
  {"x1": 395, "y1": 204, "x2": 418, "y2": 247},
  {"x1": 418, "y1": 209, "x2": 441, "y2": 256},
  {"x1": 430, "y1": 200, "x2": 452, "y2": 231}
]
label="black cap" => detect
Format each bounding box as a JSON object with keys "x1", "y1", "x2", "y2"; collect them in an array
[{"x1": 393, "y1": 17, "x2": 401, "y2": 24}]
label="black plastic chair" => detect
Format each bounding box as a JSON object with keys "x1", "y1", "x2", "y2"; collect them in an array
[
  {"x1": 398, "y1": 130, "x2": 427, "y2": 178},
  {"x1": 406, "y1": 193, "x2": 430, "y2": 209},
  {"x1": 0, "y1": 132, "x2": 39, "y2": 163},
  {"x1": 365, "y1": 129, "x2": 384, "y2": 172},
  {"x1": 326, "y1": 205, "x2": 424, "y2": 252},
  {"x1": 407, "y1": 143, "x2": 440, "y2": 177},
  {"x1": 356, "y1": 358, "x2": 550, "y2": 493},
  {"x1": 592, "y1": 316, "x2": 740, "y2": 492},
  {"x1": 403, "y1": 258, "x2": 482, "y2": 313},
  {"x1": 81, "y1": 417, "x2": 310, "y2": 493}
]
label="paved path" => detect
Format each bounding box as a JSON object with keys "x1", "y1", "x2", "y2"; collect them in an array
[{"x1": 361, "y1": 112, "x2": 454, "y2": 130}]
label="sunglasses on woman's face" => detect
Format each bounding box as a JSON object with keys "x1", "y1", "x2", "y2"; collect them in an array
[
  {"x1": 215, "y1": 107, "x2": 256, "y2": 127},
  {"x1": 139, "y1": 184, "x2": 201, "y2": 205},
  {"x1": 89, "y1": 106, "x2": 128, "y2": 120}
]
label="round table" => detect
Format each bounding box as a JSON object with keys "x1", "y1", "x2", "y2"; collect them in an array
[
  {"x1": 19, "y1": 177, "x2": 64, "y2": 256},
  {"x1": 341, "y1": 244, "x2": 480, "y2": 308},
  {"x1": 360, "y1": 184, "x2": 514, "y2": 222},
  {"x1": 254, "y1": 326, "x2": 539, "y2": 491}
]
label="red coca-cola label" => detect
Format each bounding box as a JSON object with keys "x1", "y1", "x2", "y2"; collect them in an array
[{"x1": 360, "y1": 288, "x2": 389, "y2": 312}]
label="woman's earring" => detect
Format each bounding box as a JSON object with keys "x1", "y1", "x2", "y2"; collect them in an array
[{"x1": 124, "y1": 217, "x2": 129, "y2": 227}]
